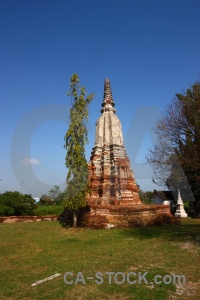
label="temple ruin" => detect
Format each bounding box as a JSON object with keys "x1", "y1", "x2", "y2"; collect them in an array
[
  {"x1": 87, "y1": 78, "x2": 142, "y2": 206},
  {"x1": 59, "y1": 79, "x2": 179, "y2": 228},
  {"x1": 81, "y1": 78, "x2": 178, "y2": 228}
]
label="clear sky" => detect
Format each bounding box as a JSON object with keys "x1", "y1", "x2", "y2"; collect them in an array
[{"x1": 1, "y1": 0, "x2": 200, "y2": 197}]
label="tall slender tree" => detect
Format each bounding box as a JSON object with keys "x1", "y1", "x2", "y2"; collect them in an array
[{"x1": 64, "y1": 74, "x2": 94, "y2": 227}]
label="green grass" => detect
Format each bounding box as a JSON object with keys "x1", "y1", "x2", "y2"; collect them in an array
[{"x1": 0, "y1": 218, "x2": 200, "y2": 300}]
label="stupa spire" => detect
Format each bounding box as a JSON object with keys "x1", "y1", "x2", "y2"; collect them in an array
[
  {"x1": 103, "y1": 78, "x2": 114, "y2": 104},
  {"x1": 101, "y1": 78, "x2": 116, "y2": 114}
]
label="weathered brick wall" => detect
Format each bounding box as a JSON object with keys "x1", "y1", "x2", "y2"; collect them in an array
[
  {"x1": 80, "y1": 204, "x2": 180, "y2": 228},
  {"x1": 0, "y1": 216, "x2": 58, "y2": 223}
]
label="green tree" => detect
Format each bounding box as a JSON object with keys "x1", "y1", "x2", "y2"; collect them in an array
[
  {"x1": 0, "y1": 191, "x2": 36, "y2": 216},
  {"x1": 63, "y1": 74, "x2": 94, "y2": 227},
  {"x1": 139, "y1": 190, "x2": 153, "y2": 204},
  {"x1": 48, "y1": 185, "x2": 64, "y2": 204},
  {"x1": 147, "y1": 81, "x2": 200, "y2": 211},
  {"x1": 39, "y1": 194, "x2": 54, "y2": 205}
]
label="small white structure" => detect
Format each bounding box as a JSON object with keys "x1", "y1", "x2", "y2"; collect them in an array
[{"x1": 175, "y1": 189, "x2": 188, "y2": 218}]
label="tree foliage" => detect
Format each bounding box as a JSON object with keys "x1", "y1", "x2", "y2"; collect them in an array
[
  {"x1": 139, "y1": 190, "x2": 153, "y2": 204},
  {"x1": 48, "y1": 185, "x2": 64, "y2": 204},
  {"x1": 39, "y1": 194, "x2": 54, "y2": 205},
  {"x1": 147, "y1": 81, "x2": 200, "y2": 204},
  {"x1": 63, "y1": 74, "x2": 94, "y2": 226},
  {"x1": 0, "y1": 191, "x2": 36, "y2": 216}
]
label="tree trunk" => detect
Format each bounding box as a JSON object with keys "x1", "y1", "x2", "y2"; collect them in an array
[{"x1": 73, "y1": 211, "x2": 77, "y2": 227}]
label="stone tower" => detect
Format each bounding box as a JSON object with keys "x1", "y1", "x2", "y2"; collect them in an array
[{"x1": 87, "y1": 78, "x2": 142, "y2": 206}]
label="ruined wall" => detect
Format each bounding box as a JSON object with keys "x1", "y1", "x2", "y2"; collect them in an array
[
  {"x1": 80, "y1": 204, "x2": 180, "y2": 228},
  {"x1": 0, "y1": 215, "x2": 58, "y2": 223}
]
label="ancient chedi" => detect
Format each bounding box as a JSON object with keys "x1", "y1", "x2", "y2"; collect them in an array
[
  {"x1": 87, "y1": 78, "x2": 142, "y2": 206},
  {"x1": 59, "y1": 78, "x2": 177, "y2": 228}
]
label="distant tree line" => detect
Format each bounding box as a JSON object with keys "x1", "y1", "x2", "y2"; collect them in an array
[
  {"x1": 0, "y1": 185, "x2": 65, "y2": 216},
  {"x1": 139, "y1": 190, "x2": 153, "y2": 204},
  {"x1": 0, "y1": 192, "x2": 36, "y2": 216}
]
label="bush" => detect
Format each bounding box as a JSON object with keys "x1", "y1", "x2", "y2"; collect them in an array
[
  {"x1": 0, "y1": 205, "x2": 14, "y2": 216},
  {"x1": 0, "y1": 192, "x2": 36, "y2": 216},
  {"x1": 34, "y1": 204, "x2": 64, "y2": 216}
]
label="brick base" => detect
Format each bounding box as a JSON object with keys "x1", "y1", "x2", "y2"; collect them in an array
[
  {"x1": 59, "y1": 204, "x2": 180, "y2": 228},
  {"x1": 81, "y1": 204, "x2": 180, "y2": 228}
]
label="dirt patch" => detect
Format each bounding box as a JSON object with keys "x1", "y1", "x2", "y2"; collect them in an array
[{"x1": 170, "y1": 281, "x2": 200, "y2": 299}]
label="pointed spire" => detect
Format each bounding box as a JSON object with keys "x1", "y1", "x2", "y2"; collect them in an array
[
  {"x1": 177, "y1": 188, "x2": 182, "y2": 205},
  {"x1": 103, "y1": 78, "x2": 114, "y2": 104},
  {"x1": 175, "y1": 188, "x2": 188, "y2": 217},
  {"x1": 101, "y1": 78, "x2": 116, "y2": 114}
]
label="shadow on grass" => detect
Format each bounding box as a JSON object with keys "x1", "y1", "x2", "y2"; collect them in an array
[
  {"x1": 58, "y1": 206, "x2": 91, "y2": 228},
  {"x1": 119, "y1": 218, "x2": 200, "y2": 246}
]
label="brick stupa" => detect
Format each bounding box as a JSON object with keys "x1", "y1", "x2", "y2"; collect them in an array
[
  {"x1": 87, "y1": 78, "x2": 142, "y2": 206},
  {"x1": 73, "y1": 78, "x2": 177, "y2": 228}
]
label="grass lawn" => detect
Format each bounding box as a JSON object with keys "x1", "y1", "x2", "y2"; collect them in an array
[{"x1": 0, "y1": 218, "x2": 200, "y2": 300}]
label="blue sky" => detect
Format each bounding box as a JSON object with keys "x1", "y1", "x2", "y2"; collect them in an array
[{"x1": 1, "y1": 0, "x2": 200, "y2": 197}]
